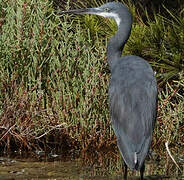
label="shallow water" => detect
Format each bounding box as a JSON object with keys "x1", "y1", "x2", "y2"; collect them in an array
[{"x1": 0, "y1": 152, "x2": 183, "y2": 180}]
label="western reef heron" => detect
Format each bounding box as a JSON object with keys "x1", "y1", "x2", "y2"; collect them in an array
[{"x1": 58, "y1": 2, "x2": 157, "y2": 179}]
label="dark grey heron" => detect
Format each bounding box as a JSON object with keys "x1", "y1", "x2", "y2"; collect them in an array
[{"x1": 59, "y1": 2, "x2": 157, "y2": 179}]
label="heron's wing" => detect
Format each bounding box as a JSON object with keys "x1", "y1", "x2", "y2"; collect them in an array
[{"x1": 109, "y1": 76, "x2": 157, "y2": 170}]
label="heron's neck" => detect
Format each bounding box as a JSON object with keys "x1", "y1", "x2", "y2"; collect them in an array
[{"x1": 107, "y1": 20, "x2": 132, "y2": 70}]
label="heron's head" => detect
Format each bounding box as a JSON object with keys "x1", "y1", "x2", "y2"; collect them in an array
[{"x1": 58, "y1": 2, "x2": 131, "y2": 27}]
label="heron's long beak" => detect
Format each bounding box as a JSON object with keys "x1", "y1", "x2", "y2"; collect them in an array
[{"x1": 58, "y1": 8, "x2": 101, "y2": 15}]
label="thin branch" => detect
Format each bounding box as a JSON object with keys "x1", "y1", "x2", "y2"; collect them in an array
[
  {"x1": 0, "y1": 124, "x2": 16, "y2": 141},
  {"x1": 165, "y1": 141, "x2": 182, "y2": 172},
  {"x1": 34, "y1": 123, "x2": 68, "y2": 139}
]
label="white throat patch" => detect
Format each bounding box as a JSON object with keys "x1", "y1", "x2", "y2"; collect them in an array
[{"x1": 95, "y1": 10, "x2": 121, "y2": 27}]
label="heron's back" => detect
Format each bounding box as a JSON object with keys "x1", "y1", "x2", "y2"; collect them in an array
[{"x1": 109, "y1": 55, "x2": 157, "y2": 170}]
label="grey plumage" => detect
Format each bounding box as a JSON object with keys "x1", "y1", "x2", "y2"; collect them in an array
[
  {"x1": 109, "y1": 55, "x2": 157, "y2": 170},
  {"x1": 59, "y1": 2, "x2": 157, "y2": 179}
]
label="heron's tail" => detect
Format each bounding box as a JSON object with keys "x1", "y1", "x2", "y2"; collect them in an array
[{"x1": 134, "y1": 152, "x2": 139, "y2": 170}]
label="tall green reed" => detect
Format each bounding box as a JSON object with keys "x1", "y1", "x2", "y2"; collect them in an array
[{"x1": 0, "y1": 0, "x2": 114, "y2": 152}]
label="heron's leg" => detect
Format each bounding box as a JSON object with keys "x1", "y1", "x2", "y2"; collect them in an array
[
  {"x1": 123, "y1": 161, "x2": 128, "y2": 180},
  {"x1": 140, "y1": 162, "x2": 145, "y2": 180}
]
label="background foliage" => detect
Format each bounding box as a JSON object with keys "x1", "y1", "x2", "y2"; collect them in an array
[{"x1": 0, "y1": 0, "x2": 183, "y2": 176}]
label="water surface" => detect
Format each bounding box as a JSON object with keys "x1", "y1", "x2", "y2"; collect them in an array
[{"x1": 0, "y1": 152, "x2": 182, "y2": 180}]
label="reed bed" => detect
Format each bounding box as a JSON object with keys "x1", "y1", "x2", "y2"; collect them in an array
[{"x1": 0, "y1": 0, "x2": 183, "y2": 176}]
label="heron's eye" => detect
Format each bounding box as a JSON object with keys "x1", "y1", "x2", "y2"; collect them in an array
[{"x1": 104, "y1": 8, "x2": 110, "y2": 12}]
